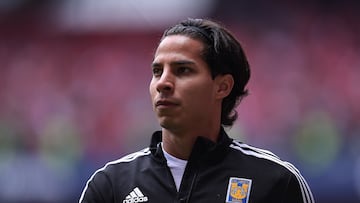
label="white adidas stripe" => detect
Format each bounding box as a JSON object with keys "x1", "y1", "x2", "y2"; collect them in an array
[
  {"x1": 231, "y1": 142, "x2": 312, "y2": 203},
  {"x1": 118, "y1": 148, "x2": 151, "y2": 163},
  {"x1": 79, "y1": 143, "x2": 314, "y2": 203},
  {"x1": 230, "y1": 141, "x2": 315, "y2": 203},
  {"x1": 78, "y1": 148, "x2": 151, "y2": 203},
  {"x1": 233, "y1": 142, "x2": 314, "y2": 203}
]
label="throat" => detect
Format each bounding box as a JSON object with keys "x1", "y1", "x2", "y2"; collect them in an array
[
  {"x1": 162, "y1": 143, "x2": 187, "y2": 191},
  {"x1": 161, "y1": 126, "x2": 220, "y2": 160},
  {"x1": 162, "y1": 131, "x2": 197, "y2": 160}
]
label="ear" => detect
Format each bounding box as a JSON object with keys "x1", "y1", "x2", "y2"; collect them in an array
[{"x1": 214, "y1": 74, "x2": 234, "y2": 99}]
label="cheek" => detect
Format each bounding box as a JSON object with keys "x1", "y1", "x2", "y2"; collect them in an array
[
  {"x1": 186, "y1": 81, "x2": 215, "y2": 103},
  {"x1": 149, "y1": 81, "x2": 157, "y2": 100}
]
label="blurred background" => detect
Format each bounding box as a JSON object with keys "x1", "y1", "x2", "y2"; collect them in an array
[{"x1": 0, "y1": 0, "x2": 359, "y2": 202}]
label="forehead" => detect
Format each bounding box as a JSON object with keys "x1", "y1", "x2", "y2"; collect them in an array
[{"x1": 154, "y1": 35, "x2": 205, "y2": 61}]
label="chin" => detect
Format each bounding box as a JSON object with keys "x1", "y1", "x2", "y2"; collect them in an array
[
  {"x1": 159, "y1": 119, "x2": 179, "y2": 131},
  {"x1": 159, "y1": 121, "x2": 172, "y2": 129}
]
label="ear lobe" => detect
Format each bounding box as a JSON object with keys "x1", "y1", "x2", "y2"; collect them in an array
[{"x1": 215, "y1": 74, "x2": 234, "y2": 99}]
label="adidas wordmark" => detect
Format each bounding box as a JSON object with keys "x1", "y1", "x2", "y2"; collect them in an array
[{"x1": 123, "y1": 187, "x2": 149, "y2": 203}]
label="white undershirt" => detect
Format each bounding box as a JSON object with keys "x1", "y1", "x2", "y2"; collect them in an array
[{"x1": 161, "y1": 143, "x2": 188, "y2": 191}]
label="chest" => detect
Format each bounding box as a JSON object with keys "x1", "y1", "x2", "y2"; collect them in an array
[{"x1": 115, "y1": 163, "x2": 280, "y2": 203}]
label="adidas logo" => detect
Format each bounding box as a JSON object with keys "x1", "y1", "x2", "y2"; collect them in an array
[{"x1": 123, "y1": 187, "x2": 149, "y2": 203}]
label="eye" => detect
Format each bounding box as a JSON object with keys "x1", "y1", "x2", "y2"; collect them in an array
[
  {"x1": 177, "y1": 66, "x2": 191, "y2": 75},
  {"x1": 152, "y1": 67, "x2": 163, "y2": 77}
]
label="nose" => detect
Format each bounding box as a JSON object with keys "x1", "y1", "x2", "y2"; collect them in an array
[{"x1": 155, "y1": 69, "x2": 174, "y2": 94}]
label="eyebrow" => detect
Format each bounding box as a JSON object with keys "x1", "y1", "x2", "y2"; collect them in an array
[{"x1": 151, "y1": 60, "x2": 196, "y2": 68}]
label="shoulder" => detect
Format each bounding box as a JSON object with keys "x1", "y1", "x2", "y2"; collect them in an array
[
  {"x1": 112, "y1": 148, "x2": 152, "y2": 163},
  {"x1": 229, "y1": 140, "x2": 315, "y2": 203},
  {"x1": 88, "y1": 147, "x2": 152, "y2": 181},
  {"x1": 79, "y1": 148, "x2": 152, "y2": 202},
  {"x1": 230, "y1": 140, "x2": 296, "y2": 172},
  {"x1": 102, "y1": 147, "x2": 152, "y2": 171}
]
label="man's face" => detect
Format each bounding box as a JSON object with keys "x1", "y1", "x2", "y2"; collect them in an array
[{"x1": 150, "y1": 35, "x2": 220, "y2": 132}]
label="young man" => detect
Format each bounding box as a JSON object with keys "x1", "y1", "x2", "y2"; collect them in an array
[{"x1": 79, "y1": 18, "x2": 314, "y2": 203}]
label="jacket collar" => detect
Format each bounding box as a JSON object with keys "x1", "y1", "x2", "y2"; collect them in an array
[{"x1": 149, "y1": 127, "x2": 233, "y2": 164}]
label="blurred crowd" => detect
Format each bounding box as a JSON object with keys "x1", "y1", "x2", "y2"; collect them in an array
[{"x1": 0, "y1": 1, "x2": 359, "y2": 202}]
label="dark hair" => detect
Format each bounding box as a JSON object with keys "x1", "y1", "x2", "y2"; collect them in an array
[{"x1": 161, "y1": 18, "x2": 250, "y2": 127}]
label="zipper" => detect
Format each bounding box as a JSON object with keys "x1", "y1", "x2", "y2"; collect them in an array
[{"x1": 185, "y1": 171, "x2": 198, "y2": 203}]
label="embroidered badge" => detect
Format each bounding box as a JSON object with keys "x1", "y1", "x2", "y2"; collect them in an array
[{"x1": 226, "y1": 177, "x2": 252, "y2": 203}]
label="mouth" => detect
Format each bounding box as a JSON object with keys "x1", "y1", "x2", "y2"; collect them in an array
[{"x1": 155, "y1": 100, "x2": 179, "y2": 108}]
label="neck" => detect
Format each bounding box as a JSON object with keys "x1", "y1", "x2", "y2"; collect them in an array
[{"x1": 161, "y1": 125, "x2": 221, "y2": 160}]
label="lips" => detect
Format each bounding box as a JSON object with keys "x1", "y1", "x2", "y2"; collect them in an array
[{"x1": 155, "y1": 100, "x2": 178, "y2": 108}]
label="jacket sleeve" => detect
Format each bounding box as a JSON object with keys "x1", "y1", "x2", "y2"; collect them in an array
[
  {"x1": 79, "y1": 171, "x2": 114, "y2": 203},
  {"x1": 282, "y1": 173, "x2": 315, "y2": 203}
]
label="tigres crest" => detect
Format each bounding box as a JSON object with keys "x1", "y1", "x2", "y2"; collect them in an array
[{"x1": 226, "y1": 177, "x2": 252, "y2": 203}]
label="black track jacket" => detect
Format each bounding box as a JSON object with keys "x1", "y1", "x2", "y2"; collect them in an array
[{"x1": 79, "y1": 128, "x2": 314, "y2": 203}]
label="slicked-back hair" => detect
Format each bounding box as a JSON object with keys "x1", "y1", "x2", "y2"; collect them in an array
[{"x1": 160, "y1": 18, "x2": 251, "y2": 127}]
